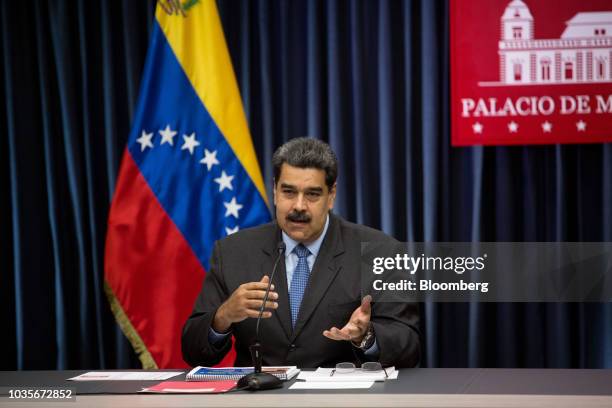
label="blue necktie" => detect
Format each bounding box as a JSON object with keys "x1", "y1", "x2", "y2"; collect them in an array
[{"x1": 289, "y1": 244, "x2": 311, "y2": 327}]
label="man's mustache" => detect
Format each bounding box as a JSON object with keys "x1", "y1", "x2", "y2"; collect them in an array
[{"x1": 287, "y1": 211, "x2": 311, "y2": 223}]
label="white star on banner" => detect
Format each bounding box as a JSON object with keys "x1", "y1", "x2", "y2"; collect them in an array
[
  {"x1": 225, "y1": 225, "x2": 239, "y2": 235},
  {"x1": 214, "y1": 170, "x2": 234, "y2": 192},
  {"x1": 542, "y1": 121, "x2": 553, "y2": 133},
  {"x1": 576, "y1": 120, "x2": 587, "y2": 132},
  {"x1": 136, "y1": 130, "x2": 154, "y2": 151},
  {"x1": 181, "y1": 133, "x2": 200, "y2": 155},
  {"x1": 508, "y1": 121, "x2": 518, "y2": 133},
  {"x1": 199, "y1": 149, "x2": 220, "y2": 171},
  {"x1": 159, "y1": 124, "x2": 177, "y2": 146},
  {"x1": 224, "y1": 197, "x2": 243, "y2": 219},
  {"x1": 472, "y1": 122, "x2": 483, "y2": 134}
]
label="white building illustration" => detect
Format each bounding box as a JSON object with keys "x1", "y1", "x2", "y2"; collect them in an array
[{"x1": 494, "y1": 0, "x2": 612, "y2": 85}]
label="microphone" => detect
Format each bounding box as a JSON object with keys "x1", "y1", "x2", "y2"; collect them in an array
[
  {"x1": 238, "y1": 241, "x2": 286, "y2": 391},
  {"x1": 255, "y1": 241, "x2": 286, "y2": 344}
]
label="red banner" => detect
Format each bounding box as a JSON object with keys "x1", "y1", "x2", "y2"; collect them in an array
[{"x1": 451, "y1": 0, "x2": 612, "y2": 146}]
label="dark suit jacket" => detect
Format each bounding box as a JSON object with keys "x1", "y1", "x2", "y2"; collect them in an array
[{"x1": 181, "y1": 214, "x2": 420, "y2": 368}]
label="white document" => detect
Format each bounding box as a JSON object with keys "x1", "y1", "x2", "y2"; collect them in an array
[
  {"x1": 290, "y1": 381, "x2": 374, "y2": 390},
  {"x1": 297, "y1": 366, "x2": 397, "y2": 382},
  {"x1": 68, "y1": 372, "x2": 182, "y2": 381}
]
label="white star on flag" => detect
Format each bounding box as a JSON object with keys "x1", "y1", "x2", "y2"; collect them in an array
[
  {"x1": 181, "y1": 133, "x2": 200, "y2": 155},
  {"x1": 541, "y1": 121, "x2": 553, "y2": 133},
  {"x1": 214, "y1": 170, "x2": 234, "y2": 192},
  {"x1": 576, "y1": 120, "x2": 587, "y2": 132},
  {"x1": 472, "y1": 122, "x2": 483, "y2": 134},
  {"x1": 224, "y1": 197, "x2": 243, "y2": 219},
  {"x1": 199, "y1": 149, "x2": 220, "y2": 171},
  {"x1": 225, "y1": 225, "x2": 239, "y2": 235},
  {"x1": 159, "y1": 124, "x2": 177, "y2": 146},
  {"x1": 136, "y1": 130, "x2": 154, "y2": 151},
  {"x1": 508, "y1": 121, "x2": 518, "y2": 133}
]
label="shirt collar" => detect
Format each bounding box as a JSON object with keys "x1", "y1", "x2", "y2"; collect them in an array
[{"x1": 282, "y1": 214, "x2": 330, "y2": 257}]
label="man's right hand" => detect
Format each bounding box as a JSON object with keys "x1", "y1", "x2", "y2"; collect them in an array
[{"x1": 212, "y1": 275, "x2": 279, "y2": 333}]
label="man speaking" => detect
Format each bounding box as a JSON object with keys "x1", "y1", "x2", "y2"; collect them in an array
[{"x1": 182, "y1": 138, "x2": 420, "y2": 368}]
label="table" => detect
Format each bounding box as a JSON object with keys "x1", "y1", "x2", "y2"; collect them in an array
[{"x1": 1, "y1": 368, "x2": 612, "y2": 407}]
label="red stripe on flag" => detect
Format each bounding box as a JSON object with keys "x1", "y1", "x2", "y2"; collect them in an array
[{"x1": 105, "y1": 150, "x2": 201, "y2": 368}]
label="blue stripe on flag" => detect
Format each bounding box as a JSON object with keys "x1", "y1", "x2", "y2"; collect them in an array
[{"x1": 126, "y1": 22, "x2": 270, "y2": 270}]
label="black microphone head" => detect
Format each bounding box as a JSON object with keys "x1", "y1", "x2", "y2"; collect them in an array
[{"x1": 277, "y1": 241, "x2": 286, "y2": 253}]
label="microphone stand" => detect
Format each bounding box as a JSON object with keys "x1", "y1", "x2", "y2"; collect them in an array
[{"x1": 237, "y1": 242, "x2": 286, "y2": 390}]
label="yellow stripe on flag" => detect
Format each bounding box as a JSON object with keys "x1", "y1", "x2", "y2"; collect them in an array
[{"x1": 156, "y1": 0, "x2": 268, "y2": 205}]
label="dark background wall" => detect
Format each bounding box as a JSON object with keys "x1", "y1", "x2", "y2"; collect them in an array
[{"x1": 1, "y1": 0, "x2": 610, "y2": 370}]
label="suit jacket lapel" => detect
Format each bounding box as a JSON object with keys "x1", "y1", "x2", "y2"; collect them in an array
[
  {"x1": 261, "y1": 226, "x2": 292, "y2": 341},
  {"x1": 291, "y1": 214, "x2": 345, "y2": 341}
]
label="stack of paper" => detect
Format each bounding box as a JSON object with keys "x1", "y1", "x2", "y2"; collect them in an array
[
  {"x1": 67, "y1": 372, "x2": 182, "y2": 381},
  {"x1": 289, "y1": 366, "x2": 397, "y2": 390},
  {"x1": 297, "y1": 366, "x2": 397, "y2": 382},
  {"x1": 290, "y1": 381, "x2": 374, "y2": 390}
]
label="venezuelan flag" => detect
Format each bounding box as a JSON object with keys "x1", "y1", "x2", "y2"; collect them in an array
[{"x1": 104, "y1": 0, "x2": 270, "y2": 369}]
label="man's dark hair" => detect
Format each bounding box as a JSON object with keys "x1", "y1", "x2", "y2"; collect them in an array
[{"x1": 272, "y1": 137, "x2": 338, "y2": 190}]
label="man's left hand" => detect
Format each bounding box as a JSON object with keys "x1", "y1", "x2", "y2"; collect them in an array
[{"x1": 323, "y1": 295, "x2": 372, "y2": 343}]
